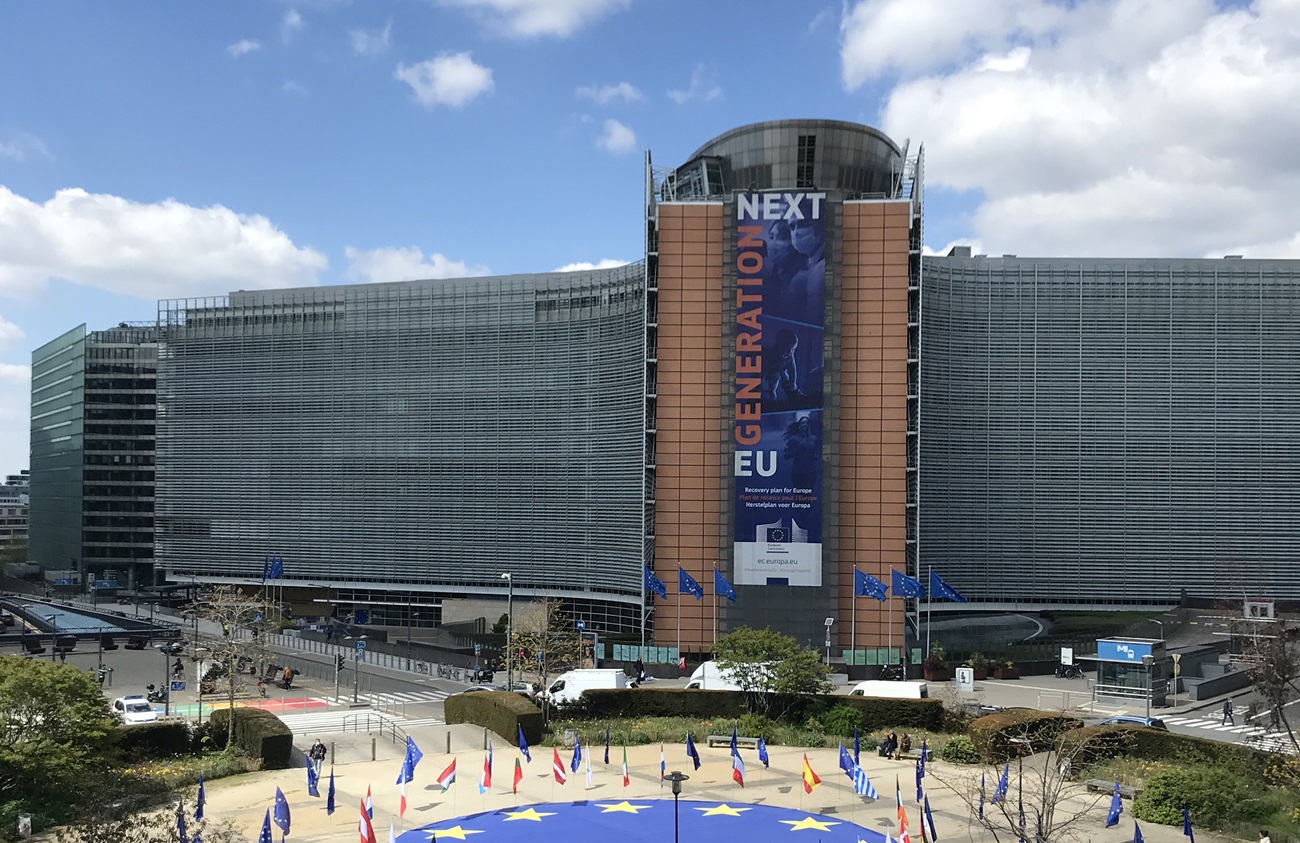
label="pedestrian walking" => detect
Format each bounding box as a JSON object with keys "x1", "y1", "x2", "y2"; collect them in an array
[
  {"x1": 282, "y1": 664, "x2": 294, "y2": 690},
  {"x1": 1223, "y1": 697, "x2": 1235, "y2": 725},
  {"x1": 309, "y1": 739, "x2": 327, "y2": 775}
]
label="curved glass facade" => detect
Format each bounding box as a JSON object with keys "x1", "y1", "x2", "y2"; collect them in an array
[
  {"x1": 669, "y1": 119, "x2": 903, "y2": 201},
  {"x1": 921, "y1": 256, "x2": 1300, "y2": 603},
  {"x1": 155, "y1": 264, "x2": 647, "y2": 629}
]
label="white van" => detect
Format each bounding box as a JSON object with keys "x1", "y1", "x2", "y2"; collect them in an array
[
  {"x1": 847, "y1": 680, "x2": 928, "y2": 699},
  {"x1": 685, "y1": 660, "x2": 774, "y2": 692},
  {"x1": 545, "y1": 669, "x2": 628, "y2": 705}
]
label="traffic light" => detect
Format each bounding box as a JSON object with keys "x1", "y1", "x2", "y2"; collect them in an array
[{"x1": 336, "y1": 654, "x2": 345, "y2": 672}]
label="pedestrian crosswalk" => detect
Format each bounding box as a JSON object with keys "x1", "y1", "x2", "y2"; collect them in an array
[
  {"x1": 274, "y1": 707, "x2": 447, "y2": 734},
  {"x1": 367, "y1": 689, "x2": 451, "y2": 706},
  {"x1": 1162, "y1": 712, "x2": 1268, "y2": 740}
]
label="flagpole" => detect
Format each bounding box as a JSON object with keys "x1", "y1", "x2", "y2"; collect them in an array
[
  {"x1": 676, "y1": 585, "x2": 681, "y2": 656},
  {"x1": 712, "y1": 564, "x2": 718, "y2": 648},
  {"x1": 850, "y1": 566, "x2": 857, "y2": 672},
  {"x1": 925, "y1": 565, "x2": 931, "y2": 657}
]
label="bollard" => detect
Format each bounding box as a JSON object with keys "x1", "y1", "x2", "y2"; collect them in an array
[
  {"x1": 330, "y1": 740, "x2": 335, "y2": 767},
  {"x1": 484, "y1": 727, "x2": 488, "y2": 751},
  {"x1": 371, "y1": 737, "x2": 376, "y2": 762},
  {"x1": 446, "y1": 731, "x2": 451, "y2": 754}
]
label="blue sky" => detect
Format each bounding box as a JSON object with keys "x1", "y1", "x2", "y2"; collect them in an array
[{"x1": 1, "y1": 0, "x2": 1296, "y2": 476}]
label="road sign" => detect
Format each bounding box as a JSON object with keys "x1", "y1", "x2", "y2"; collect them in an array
[
  {"x1": 170, "y1": 681, "x2": 186, "y2": 692},
  {"x1": 254, "y1": 612, "x2": 263, "y2": 622},
  {"x1": 576, "y1": 621, "x2": 585, "y2": 631},
  {"x1": 474, "y1": 643, "x2": 482, "y2": 656},
  {"x1": 356, "y1": 640, "x2": 366, "y2": 650}
]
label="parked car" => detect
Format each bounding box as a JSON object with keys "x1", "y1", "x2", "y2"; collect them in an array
[
  {"x1": 1097, "y1": 715, "x2": 1168, "y2": 731},
  {"x1": 510, "y1": 682, "x2": 542, "y2": 698},
  {"x1": 0, "y1": 610, "x2": 14, "y2": 626},
  {"x1": 451, "y1": 684, "x2": 506, "y2": 696}
]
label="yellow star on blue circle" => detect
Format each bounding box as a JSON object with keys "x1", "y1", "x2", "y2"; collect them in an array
[{"x1": 779, "y1": 816, "x2": 840, "y2": 832}]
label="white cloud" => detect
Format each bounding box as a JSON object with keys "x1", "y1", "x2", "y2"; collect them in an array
[
  {"x1": 349, "y1": 20, "x2": 392, "y2": 56},
  {"x1": 0, "y1": 186, "x2": 327, "y2": 299},
  {"x1": 226, "y1": 39, "x2": 262, "y2": 57},
  {"x1": 553, "y1": 259, "x2": 629, "y2": 272},
  {"x1": 0, "y1": 363, "x2": 30, "y2": 384},
  {"x1": 0, "y1": 314, "x2": 23, "y2": 350},
  {"x1": 575, "y1": 81, "x2": 643, "y2": 105},
  {"x1": 596, "y1": 119, "x2": 636, "y2": 154},
  {"x1": 667, "y1": 64, "x2": 722, "y2": 104},
  {"x1": 283, "y1": 80, "x2": 308, "y2": 95},
  {"x1": 922, "y1": 238, "x2": 984, "y2": 258},
  {"x1": 844, "y1": 0, "x2": 1300, "y2": 258},
  {"x1": 0, "y1": 132, "x2": 52, "y2": 162},
  {"x1": 437, "y1": 0, "x2": 630, "y2": 38},
  {"x1": 395, "y1": 52, "x2": 494, "y2": 108},
  {"x1": 281, "y1": 9, "x2": 304, "y2": 43},
  {"x1": 344, "y1": 246, "x2": 489, "y2": 284}
]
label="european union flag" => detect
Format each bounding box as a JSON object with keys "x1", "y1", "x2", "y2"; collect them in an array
[
  {"x1": 258, "y1": 809, "x2": 273, "y2": 843},
  {"x1": 570, "y1": 734, "x2": 582, "y2": 774},
  {"x1": 1133, "y1": 821, "x2": 1145, "y2": 843},
  {"x1": 853, "y1": 727, "x2": 860, "y2": 764},
  {"x1": 644, "y1": 566, "x2": 667, "y2": 599},
  {"x1": 678, "y1": 567, "x2": 704, "y2": 599},
  {"x1": 757, "y1": 736, "x2": 769, "y2": 768},
  {"x1": 685, "y1": 733, "x2": 701, "y2": 770},
  {"x1": 838, "y1": 743, "x2": 854, "y2": 778},
  {"x1": 604, "y1": 727, "x2": 610, "y2": 765},
  {"x1": 891, "y1": 568, "x2": 925, "y2": 599},
  {"x1": 1183, "y1": 805, "x2": 1194, "y2": 843},
  {"x1": 854, "y1": 569, "x2": 888, "y2": 601},
  {"x1": 1106, "y1": 781, "x2": 1123, "y2": 828},
  {"x1": 176, "y1": 800, "x2": 188, "y2": 843},
  {"x1": 306, "y1": 757, "x2": 319, "y2": 797},
  {"x1": 268, "y1": 556, "x2": 284, "y2": 579},
  {"x1": 929, "y1": 569, "x2": 968, "y2": 603},
  {"x1": 273, "y1": 787, "x2": 291, "y2": 836},
  {"x1": 326, "y1": 768, "x2": 335, "y2": 815},
  {"x1": 195, "y1": 775, "x2": 205, "y2": 822},
  {"x1": 518, "y1": 724, "x2": 531, "y2": 762},
  {"x1": 714, "y1": 568, "x2": 737, "y2": 604},
  {"x1": 991, "y1": 763, "x2": 1009, "y2": 804}
]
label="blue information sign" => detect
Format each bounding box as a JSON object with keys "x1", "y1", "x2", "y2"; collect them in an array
[
  {"x1": 170, "y1": 681, "x2": 186, "y2": 692},
  {"x1": 1096, "y1": 640, "x2": 1153, "y2": 663}
]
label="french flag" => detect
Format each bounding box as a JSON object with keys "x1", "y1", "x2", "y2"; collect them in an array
[{"x1": 732, "y1": 752, "x2": 746, "y2": 788}]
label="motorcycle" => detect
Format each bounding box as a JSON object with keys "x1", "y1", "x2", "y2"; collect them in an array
[
  {"x1": 146, "y1": 686, "x2": 169, "y2": 704},
  {"x1": 878, "y1": 664, "x2": 906, "y2": 681}
]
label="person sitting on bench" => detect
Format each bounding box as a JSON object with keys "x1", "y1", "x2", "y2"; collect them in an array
[
  {"x1": 896, "y1": 733, "x2": 913, "y2": 760},
  {"x1": 878, "y1": 731, "x2": 898, "y2": 758}
]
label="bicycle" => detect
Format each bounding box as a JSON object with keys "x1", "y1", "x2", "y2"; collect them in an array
[
  {"x1": 414, "y1": 661, "x2": 429, "y2": 675},
  {"x1": 1055, "y1": 663, "x2": 1085, "y2": 680}
]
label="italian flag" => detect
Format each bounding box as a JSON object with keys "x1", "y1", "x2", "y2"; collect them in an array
[
  {"x1": 512, "y1": 754, "x2": 523, "y2": 794},
  {"x1": 436, "y1": 759, "x2": 457, "y2": 792},
  {"x1": 621, "y1": 746, "x2": 630, "y2": 787}
]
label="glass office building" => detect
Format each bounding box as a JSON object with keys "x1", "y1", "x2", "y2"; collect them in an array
[
  {"x1": 920, "y1": 253, "x2": 1300, "y2": 602},
  {"x1": 154, "y1": 266, "x2": 647, "y2": 632}
]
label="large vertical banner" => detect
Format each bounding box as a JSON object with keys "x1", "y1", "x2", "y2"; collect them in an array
[{"x1": 733, "y1": 192, "x2": 826, "y2": 586}]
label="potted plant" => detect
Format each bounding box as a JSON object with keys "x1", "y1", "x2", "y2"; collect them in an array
[
  {"x1": 923, "y1": 645, "x2": 950, "y2": 682},
  {"x1": 993, "y1": 659, "x2": 1020, "y2": 680},
  {"x1": 965, "y1": 652, "x2": 990, "y2": 681}
]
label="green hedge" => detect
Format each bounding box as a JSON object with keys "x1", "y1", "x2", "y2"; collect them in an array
[
  {"x1": 970, "y1": 710, "x2": 1083, "y2": 762},
  {"x1": 1059, "y1": 724, "x2": 1277, "y2": 776},
  {"x1": 444, "y1": 691, "x2": 544, "y2": 748},
  {"x1": 207, "y1": 709, "x2": 293, "y2": 769},
  {"x1": 115, "y1": 720, "x2": 193, "y2": 760},
  {"x1": 570, "y1": 688, "x2": 944, "y2": 732}
]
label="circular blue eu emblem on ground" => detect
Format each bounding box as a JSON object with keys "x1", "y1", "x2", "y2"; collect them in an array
[{"x1": 396, "y1": 800, "x2": 890, "y2": 842}]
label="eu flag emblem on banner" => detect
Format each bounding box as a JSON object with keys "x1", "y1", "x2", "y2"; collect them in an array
[
  {"x1": 714, "y1": 568, "x2": 737, "y2": 603},
  {"x1": 766, "y1": 527, "x2": 788, "y2": 542},
  {"x1": 678, "y1": 567, "x2": 704, "y2": 599},
  {"x1": 929, "y1": 569, "x2": 969, "y2": 603},
  {"x1": 644, "y1": 566, "x2": 667, "y2": 599},
  {"x1": 891, "y1": 568, "x2": 925, "y2": 598},
  {"x1": 854, "y1": 569, "x2": 889, "y2": 601}
]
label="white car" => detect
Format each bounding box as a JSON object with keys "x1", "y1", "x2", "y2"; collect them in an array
[
  {"x1": 112, "y1": 695, "x2": 160, "y2": 725},
  {"x1": 510, "y1": 682, "x2": 542, "y2": 698}
]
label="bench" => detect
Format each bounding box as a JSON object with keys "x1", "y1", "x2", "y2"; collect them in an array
[
  {"x1": 100, "y1": 636, "x2": 119, "y2": 650},
  {"x1": 706, "y1": 735, "x2": 760, "y2": 749},
  {"x1": 125, "y1": 636, "x2": 148, "y2": 650},
  {"x1": 22, "y1": 640, "x2": 45, "y2": 655},
  {"x1": 1085, "y1": 779, "x2": 1142, "y2": 800}
]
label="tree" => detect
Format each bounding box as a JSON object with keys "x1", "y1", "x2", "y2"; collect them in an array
[
  {"x1": 927, "y1": 729, "x2": 1103, "y2": 843},
  {"x1": 0, "y1": 656, "x2": 118, "y2": 806},
  {"x1": 506, "y1": 598, "x2": 583, "y2": 719},
  {"x1": 490, "y1": 613, "x2": 509, "y2": 635},
  {"x1": 54, "y1": 781, "x2": 249, "y2": 843},
  {"x1": 185, "y1": 584, "x2": 274, "y2": 747},
  {"x1": 1244, "y1": 619, "x2": 1300, "y2": 752},
  {"x1": 712, "y1": 627, "x2": 832, "y2": 715}
]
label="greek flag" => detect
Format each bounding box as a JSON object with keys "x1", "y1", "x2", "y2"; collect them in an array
[{"x1": 852, "y1": 765, "x2": 878, "y2": 799}]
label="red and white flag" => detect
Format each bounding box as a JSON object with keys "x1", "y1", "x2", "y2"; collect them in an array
[
  {"x1": 358, "y1": 799, "x2": 377, "y2": 843},
  {"x1": 552, "y1": 746, "x2": 568, "y2": 784}
]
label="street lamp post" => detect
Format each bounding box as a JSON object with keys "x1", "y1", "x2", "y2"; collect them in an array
[
  {"x1": 665, "y1": 771, "x2": 689, "y2": 843},
  {"x1": 500, "y1": 573, "x2": 513, "y2": 691},
  {"x1": 45, "y1": 615, "x2": 57, "y2": 663},
  {"x1": 1142, "y1": 653, "x2": 1154, "y2": 720},
  {"x1": 406, "y1": 596, "x2": 414, "y2": 672},
  {"x1": 823, "y1": 617, "x2": 835, "y2": 666},
  {"x1": 156, "y1": 645, "x2": 171, "y2": 717},
  {"x1": 1150, "y1": 619, "x2": 1165, "y2": 642}
]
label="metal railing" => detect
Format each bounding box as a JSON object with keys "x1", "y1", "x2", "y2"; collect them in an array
[{"x1": 342, "y1": 711, "x2": 407, "y2": 745}]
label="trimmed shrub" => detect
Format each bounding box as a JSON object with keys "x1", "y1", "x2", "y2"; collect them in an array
[
  {"x1": 207, "y1": 709, "x2": 293, "y2": 769},
  {"x1": 969, "y1": 710, "x2": 1083, "y2": 762},
  {"x1": 939, "y1": 734, "x2": 980, "y2": 764},
  {"x1": 1134, "y1": 766, "x2": 1277, "y2": 827},
  {"x1": 573, "y1": 688, "x2": 944, "y2": 732},
  {"x1": 116, "y1": 720, "x2": 192, "y2": 760},
  {"x1": 444, "y1": 691, "x2": 545, "y2": 748},
  {"x1": 1059, "y1": 724, "x2": 1276, "y2": 777},
  {"x1": 738, "y1": 713, "x2": 776, "y2": 739},
  {"x1": 821, "y1": 704, "x2": 865, "y2": 738}
]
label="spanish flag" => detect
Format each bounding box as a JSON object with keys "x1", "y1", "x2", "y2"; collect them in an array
[{"x1": 801, "y1": 753, "x2": 821, "y2": 793}]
